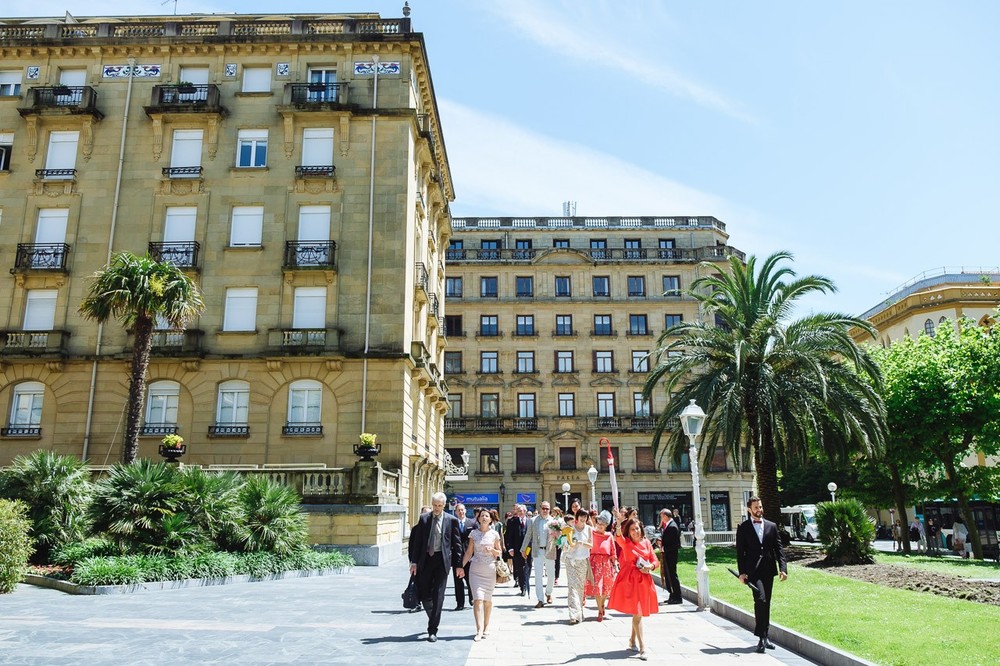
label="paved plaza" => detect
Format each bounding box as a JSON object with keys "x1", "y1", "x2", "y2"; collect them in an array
[{"x1": 0, "y1": 557, "x2": 819, "y2": 665}]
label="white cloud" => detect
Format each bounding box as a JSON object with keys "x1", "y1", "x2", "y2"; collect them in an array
[{"x1": 491, "y1": 0, "x2": 754, "y2": 123}]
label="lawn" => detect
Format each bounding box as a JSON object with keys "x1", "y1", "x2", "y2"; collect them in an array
[
  {"x1": 874, "y1": 551, "x2": 1000, "y2": 579},
  {"x1": 677, "y1": 547, "x2": 1000, "y2": 666}
]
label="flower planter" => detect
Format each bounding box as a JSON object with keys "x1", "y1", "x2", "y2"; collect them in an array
[{"x1": 158, "y1": 444, "x2": 186, "y2": 463}]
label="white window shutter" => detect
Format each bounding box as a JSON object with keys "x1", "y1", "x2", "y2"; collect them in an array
[
  {"x1": 230, "y1": 206, "x2": 263, "y2": 246},
  {"x1": 223, "y1": 288, "x2": 258, "y2": 331},
  {"x1": 301, "y1": 128, "x2": 334, "y2": 167}
]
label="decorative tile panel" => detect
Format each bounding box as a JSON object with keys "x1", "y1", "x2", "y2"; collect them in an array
[
  {"x1": 276, "y1": 63, "x2": 289, "y2": 77},
  {"x1": 102, "y1": 64, "x2": 161, "y2": 78},
  {"x1": 353, "y1": 61, "x2": 401, "y2": 76},
  {"x1": 225, "y1": 63, "x2": 237, "y2": 77},
  {"x1": 26, "y1": 66, "x2": 40, "y2": 79}
]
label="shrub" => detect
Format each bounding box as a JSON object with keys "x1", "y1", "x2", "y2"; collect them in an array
[
  {"x1": 816, "y1": 499, "x2": 876, "y2": 565},
  {"x1": 188, "y1": 551, "x2": 239, "y2": 579},
  {"x1": 0, "y1": 451, "x2": 92, "y2": 562},
  {"x1": 235, "y1": 551, "x2": 284, "y2": 577},
  {"x1": 72, "y1": 555, "x2": 144, "y2": 586},
  {"x1": 51, "y1": 538, "x2": 121, "y2": 566},
  {"x1": 236, "y1": 476, "x2": 309, "y2": 556},
  {"x1": 174, "y1": 467, "x2": 244, "y2": 550},
  {"x1": 0, "y1": 499, "x2": 34, "y2": 593}
]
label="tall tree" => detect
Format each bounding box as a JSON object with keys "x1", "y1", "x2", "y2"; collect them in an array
[
  {"x1": 79, "y1": 252, "x2": 204, "y2": 464},
  {"x1": 870, "y1": 317, "x2": 1000, "y2": 560},
  {"x1": 643, "y1": 252, "x2": 886, "y2": 525}
]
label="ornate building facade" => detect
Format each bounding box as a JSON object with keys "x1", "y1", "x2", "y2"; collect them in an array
[{"x1": 0, "y1": 12, "x2": 453, "y2": 562}]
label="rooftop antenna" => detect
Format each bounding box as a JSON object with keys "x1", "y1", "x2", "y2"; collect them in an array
[
  {"x1": 161, "y1": 0, "x2": 179, "y2": 16},
  {"x1": 562, "y1": 201, "x2": 577, "y2": 217}
]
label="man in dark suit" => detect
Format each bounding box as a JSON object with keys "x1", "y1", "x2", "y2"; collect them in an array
[
  {"x1": 736, "y1": 496, "x2": 788, "y2": 653},
  {"x1": 408, "y1": 492, "x2": 464, "y2": 642},
  {"x1": 660, "y1": 508, "x2": 683, "y2": 604},
  {"x1": 505, "y1": 503, "x2": 529, "y2": 595},
  {"x1": 452, "y1": 503, "x2": 477, "y2": 610}
]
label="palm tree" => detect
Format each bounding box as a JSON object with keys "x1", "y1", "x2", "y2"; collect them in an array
[
  {"x1": 642, "y1": 252, "x2": 885, "y2": 525},
  {"x1": 79, "y1": 252, "x2": 204, "y2": 464}
]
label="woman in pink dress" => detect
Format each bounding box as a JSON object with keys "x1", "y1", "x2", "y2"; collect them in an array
[
  {"x1": 608, "y1": 513, "x2": 659, "y2": 660},
  {"x1": 461, "y1": 508, "x2": 503, "y2": 641},
  {"x1": 585, "y1": 510, "x2": 617, "y2": 621}
]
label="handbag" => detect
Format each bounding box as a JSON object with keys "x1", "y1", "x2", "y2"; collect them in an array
[
  {"x1": 402, "y1": 574, "x2": 419, "y2": 610},
  {"x1": 495, "y1": 558, "x2": 512, "y2": 584}
]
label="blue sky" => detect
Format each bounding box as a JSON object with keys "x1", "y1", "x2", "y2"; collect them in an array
[{"x1": 6, "y1": 0, "x2": 1000, "y2": 316}]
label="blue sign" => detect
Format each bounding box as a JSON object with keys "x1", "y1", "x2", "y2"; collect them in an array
[
  {"x1": 517, "y1": 493, "x2": 536, "y2": 504},
  {"x1": 453, "y1": 493, "x2": 498, "y2": 505}
]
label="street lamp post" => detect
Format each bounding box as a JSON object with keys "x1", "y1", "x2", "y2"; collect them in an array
[
  {"x1": 827, "y1": 482, "x2": 838, "y2": 503},
  {"x1": 499, "y1": 482, "x2": 506, "y2": 511},
  {"x1": 680, "y1": 399, "x2": 711, "y2": 611},
  {"x1": 587, "y1": 465, "x2": 598, "y2": 511},
  {"x1": 562, "y1": 482, "x2": 571, "y2": 513}
]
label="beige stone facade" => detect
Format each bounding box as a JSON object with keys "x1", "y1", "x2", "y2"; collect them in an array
[
  {"x1": 0, "y1": 13, "x2": 454, "y2": 544},
  {"x1": 442, "y1": 216, "x2": 755, "y2": 529}
]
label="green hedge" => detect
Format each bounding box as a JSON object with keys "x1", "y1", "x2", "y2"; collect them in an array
[
  {"x1": 0, "y1": 499, "x2": 35, "y2": 593},
  {"x1": 70, "y1": 549, "x2": 355, "y2": 586}
]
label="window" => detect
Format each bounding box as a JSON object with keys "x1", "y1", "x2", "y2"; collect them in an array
[
  {"x1": 595, "y1": 351, "x2": 614, "y2": 373},
  {"x1": 593, "y1": 315, "x2": 613, "y2": 336},
  {"x1": 217, "y1": 380, "x2": 250, "y2": 424},
  {"x1": 590, "y1": 238, "x2": 608, "y2": 260},
  {"x1": 447, "y1": 394, "x2": 462, "y2": 417},
  {"x1": 288, "y1": 379, "x2": 322, "y2": 424},
  {"x1": 445, "y1": 315, "x2": 463, "y2": 337},
  {"x1": 635, "y1": 446, "x2": 657, "y2": 472},
  {"x1": 553, "y1": 239, "x2": 570, "y2": 248},
  {"x1": 631, "y1": 351, "x2": 650, "y2": 372},
  {"x1": 8, "y1": 382, "x2": 44, "y2": 434},
  {"x1": 516, "y1": 315, "x2": 535, "y2": 336},
  {"x1": 480, "y1": 276, "x2": 498, "y2": 298},
  {"x1": 447, "y1": 239, "x2": 465, "y2": 260},
  {"x1": 554, "y1": 276, "x2": 571, "y2": 297},
  {"x1": 624, "y1": 239, "x2": 643, "y2": 259},
  {"x1": 178, "y1": 66, "x2": 209, "y2": 101},
  {"x1": 558, "y1": 393, "x2": 575, "y2": 416},
  {"x1": 480, "y1": 394, "x2": 499, "y2": 418},
  {"x1": 593, "y1": 276, "x2": 610, "y2": 297},
  {"x1": 0, "y1": 132, "x2": 12, "y2": 171},
  {"x1": 480, "y1": 447, "x2": 500, "y2": 473},
  {"x1": 307, "y1": 68, "x2": 338, "y2": 101},
  {"x1": 658, "y1": 238, "x2": 678, "y2": 259},
  {"x1": 555, "y1": 315, "x2": 573, "y2": 336},
  {"x1": 924, "y1": 319, "x2": 935, "y2": 337},
  {"x1": 236, "y1": 129, "x2": 268, "y2": 167},
  {"x1": 516, "y1": 276, "x2": 534, "y2": 297},
  {"x1": 555, "y1": 350, "x2": 574, "y2": 373},
  {"x1": 480, "y1": 351, "x2": 498, "y2": 374},
  {"x1": 709, "y1": 446, "x2": 729, "y2": 472},
  {"x1": 170, "y1": 129, "x2": 203, "y2": 174},
  {"x1": 445, "y1": 277, "x2": 463, "y2": 298},
  {"x1": 629, "y1": 314, "x2": 649, "y2": 335},
  {"x1": 627, "y1": 276, "x2": 646, "y2": 297},
  {"x1": 444, "y1": 351, "x2": 463, "y2": 374},
  {"x1": 301, "y1": 128, "x2": 334, "y2": 168},
  {"x1": 633, "y1": 393, "x2": 650, "y2": 417},
  {"x1": 515, "y1": 447, "x2": 536, "y2": 474},
  {"x1": 480, "y1": 239, "x2": 500, "y2": 260},
  {"x1": 33, "y1": 209, "x2": 69, "y2": 267},
  {"x1": 597, "y1": 392, "x2": 616, "y2": 417},
  {"x1": 242, "y1": 66, "x2": 271, "y2": 92},
  {"x1": 23, "y1": 290, "x2": 57, "y2": 330},
  {"x1": 223, "y1": 288, "x2": 258, "y2": 331},
  {"x1": 145, "y1": 381, "x2": 180, "y2": 428},
  {"x1": 559, "y1": 447, "x2": 576, "y2": 470},
  {"x1": 600, "y1": 446, "x2": 621, "y2": 472},
  {"x1": 0, "y1": 70, "x2": 22, "y2": 96},
  {"x1": 297, "y1": 204, "x2": 331, "y2": 242},
  {"x1": 292, "y1": 287, "x2": 326, "y2": 332},
  {"x1": 43, "y1": 131, "x2": 79, "y2": 178},
  {"x1": 665, "y1": 314, "x2": 683, "y2": 329},
  {"x1": 479, "y1": 315, "x2": 499, "y2": 336},
  {"x1": 516, "y1": 351, "x2": 535, "y2": 373},
  {"x1": 663, "y1": 275, "x2": 681, "y2": 296},
  {"x1": 163, "y1": 207, "x2": 197, "y2": 260},
  {"x1": 513, "y1": 239, "x2": 533, "y2": 259},
  {"x1": 230, "y1": 206, "x2": 263, "y2": 246},
  {"x1": 518, "y1": 393, "x2": 536, "y2": 418}
]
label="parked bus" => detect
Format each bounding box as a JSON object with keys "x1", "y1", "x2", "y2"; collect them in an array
[{"x1": 781, "y1": 504, "x2": 820, "y2": 542}]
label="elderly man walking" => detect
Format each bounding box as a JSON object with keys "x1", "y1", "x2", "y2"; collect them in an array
[
  {"x1": 408, "y1": 492, "x2": 464, "y2": 642},
  {"x1": 522, "y1": 501, "x2": 559, "y2": 607}
]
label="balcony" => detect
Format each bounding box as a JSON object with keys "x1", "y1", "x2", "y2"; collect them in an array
[
  {"x1": 140, "y1": 423, "x2": 179, "y2": 436},
  {"x1": 13, "y1": 243, "x2": 70, "y2": 273},
  {"x1": 149, "y1": 241, "x2": 200, "y2": 269},
  {"x1": 585, "y1": 415, "x2": 659, "y2": 432},
  {"x1": 698, "y1": 245, "x2": 747, "y2": 263},
  {"x1": 34, "y1": 168, "x2": 77, "y2": 180},
  {"x1": 19, "y1": 86, "x2": 103, "y2": 119},
  {"x1": 283, "y1": 241, "x2": 337, "y2": 269},
  {"x1": 149, "y1": 329, "x2": 203, "y2": 355},
  {"x1": 294, "y1": 165, "x2": 336, "y2": 179},
  {"x1": 287, "y1": 82, "x2": 350, "y2": 108},
  {"x1": 208, "y1": 424, "x2": 249, "y2": 438},
  {"x1": 428, "y1": 293, "x2": 442, "y2": 327},
  {"x1": 414, "y1": 263, "x2": 429, "y2": 298},
  {"x1": 162, "y1": 166, "x2": 203, "y2": 179},
  {"x1": 282, "y1": 423, "x2": 323, "y2": 436},
  {"x1": 145, "y1": 84, "x2": 226, "y2": 115},
  {"x1": 1, "y1": 426, "x2": 41, "y2": 438},
  {"x1": 0, "y1": 330, "x2": 70, "y2": 356},
  {"x1": 445, "y1": 416, "x2": 548, "y2": 434},
  {"x1": 451, "y1": 215, "x2": 727, "y2": 233},
  {"x1": 267, "y1": 328, "x2": 340, "y2": 353},
  {"x1": 591, "y1": 329, "x2": 617, "y2": 337}
]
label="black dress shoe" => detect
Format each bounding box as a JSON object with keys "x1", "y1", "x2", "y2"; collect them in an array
[
  {"x1": 455, "y1": 605, "x2": 465, "y2": 610},
  {"x1": 755, "y1": 641, "x2": 765, "y2": 654},
  {"x1": 763, "y1": 638, "x2": 775, "y2": 650},
  {"x1": 427, "y1": 634, "x2": 438, "y2": 643},
  {"x1": 666, "y1": 598, "x2": 682, "y2": 605}
]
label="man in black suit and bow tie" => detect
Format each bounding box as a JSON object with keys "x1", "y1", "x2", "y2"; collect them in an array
[
  {"x1": 505, "y1": 504, "x2": 529, "y2": 595},
  {"x1": 452, "y1": 503, "x2": 477, "y2": 610},
  {"x1": 408, "y1": 492, "x2": 464, "y2": 642},
  {"x1": 736, "y1": 496, "x2": 787, "y2": 653},
  {"x1": 659, "y1": 508, "x2": 683, "y2": 604}
]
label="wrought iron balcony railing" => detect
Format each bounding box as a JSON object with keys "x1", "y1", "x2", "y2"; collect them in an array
[
  {"x1": 149, "y1": 241, "x2": 200, "y2": 268},
  {"x1": 445, "y1": 416, "x2": 549, "y2": 434},
  {"x1": 140, "y1": 423, "x2": 179, "y2": 436},
  {"x1": 1, "y1": 426, "x2": 41, "y2": 437},
  {"x1": 282, "y1": 423, "x2": 323, "y2": 436},
  {"x1": 19, "y1": 86, "x2": 102, "y2": 118},
  {"x1": 585, "y1": 415, "x2": 659, "y2": 432},
  {"x1": 288, "y1": 82, "x2": 349, "y2": 106},
  {"x1": 146, "y1": 84, "x2": 224, "y2": 112},
  {"x1": 34, "y1": 168, "x2": 76, "y2": 180},
  {"x1": 284, "y1": 240, "x2": 336, "y2": 269},
  {"x1": 295, "y1": 165, "x2": 336, "y2": 178},
  {"x1": 162, "y1": 166, "x2": 203, "y2": 178},
  {"x1": 414, "y1": 262, "x2": 428, "y2": 293},
  {"x1": 208, "y1": 424, "x2": 249, "y2": 438},
  {"x1": 13, "y1": 243, "x2": 70, "y2": 272}
]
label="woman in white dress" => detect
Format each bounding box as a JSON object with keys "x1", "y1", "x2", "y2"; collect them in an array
[{"x1": 462, "y1": 508, "x2": 502, "y2": 641}]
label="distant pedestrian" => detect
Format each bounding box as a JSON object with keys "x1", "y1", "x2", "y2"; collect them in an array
[
  {"x1": 453, "y1": 504, "x2": 477, "y2": 609},
  {"x1": 892, "y1": 520, "x2": 902, "y2": 552},
  {"x1": 927, "y1": 518, "x2": 940, "y2": 554},
  {"x1": 505, "y1": 504, "x2": 530, "y2": 595},
  {"x1": 910, "y1": 518, "x2": 926, "y2": 554},
  {"x1": 408, "y1": 493, "x2": 464, "y2": 642},
  {"x1": 608, "y1": 511, "x2": 659, "y2": 661},
  {"x1": 585, "y1": 510, "x2": 616, "y2": 621},
  {"x1": 461, "y1": 506, "x2": 502, "y2": 641},
  {"x1": 564, "y1": 508, "x2": 593, "y2": 624},
  {"x1": 952, "y1": 517, "x2": 970, "y2": 558}
]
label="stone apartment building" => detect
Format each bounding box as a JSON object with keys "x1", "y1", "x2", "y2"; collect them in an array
[
  {"x1": 441, "y1": 215, "x2": 755, "y2": 530},
  {"x1": 0, "y1": 12, "x2": 453, "y2": 561}
]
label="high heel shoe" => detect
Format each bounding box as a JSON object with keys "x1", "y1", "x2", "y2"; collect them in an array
[
  {"x1": 473, "y1": 633, "x2": 483, "y2": 642},
  {"x1": 638, "y1": 650, "x2": 648, "y2": 661},
  {"x1": 628, "y1": 641, "x2": 638, "y2": 652}
]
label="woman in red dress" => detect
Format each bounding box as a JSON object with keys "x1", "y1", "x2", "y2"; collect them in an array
[
  {"x1": 608, "y1": 512, "x2": 659, "y2": 660},
  {"x1": 585, "y1": 510, "x2": 617, "y2": 621}
]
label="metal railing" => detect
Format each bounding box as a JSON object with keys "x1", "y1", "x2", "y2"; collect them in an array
[
  {"x1": 208, "y1": 424, "x2": 249, "y2": 438},
  {"x1": 140, "y1": 423, "x2": 179, "y2": 436},
  {"x1": 148, "y1": 84, "x2": 222, "y2": 109},
  {"x1": 284, "y1": 240, "x2": 336, "y2": 269},
  {"x1": 282, "y1": 424, "x2": 324, "y2": 436},
  {"x1": 149, "y1": 241, "x2": 200, "y2": 268},
  {"x1": 414, "y1": 263, "x2": 428, "y2": 292},
  {"x1": 162, "y1": 166, "x2": 203, "y2": 178},
  {"x1": 444, "y1": 245, "x2": 744, "y2": 264},
  {"x1": 14, "y1": 243, "x2": 70, "y2": 271},
  {"x1": 34, "y1": 168, "x2": 76, "y2": 180},
  {"x1": 452, "y1": 215, "x2": 727, "y2": 232},
  {"x1": 445, "y1": 417, "x2": 549, "y2": 433},
  {"x1": 20, "y1": 86, "x2": 100, "y2": 115},
  {"x1": 295, "y1": 165, "x2": 336, "y2": 178},
  {"x1": 288, "y1": 82, "x2": 349, "y2": 105},
  {"x1": 1, "y1": 426, "x2": 41, "y2": 437}
]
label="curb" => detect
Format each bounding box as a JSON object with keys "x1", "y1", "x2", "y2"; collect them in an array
[
  {"x1": 23, "y1": 566, "x2": 353, "y2": 595},
  {"x1": 680, "y1": 585, "x2": 878, "y2": 666}
]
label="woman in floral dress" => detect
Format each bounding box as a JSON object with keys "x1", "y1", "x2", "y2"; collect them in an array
[{"x1": 585, "y1": 510, "x2": 616, "y2": 621}]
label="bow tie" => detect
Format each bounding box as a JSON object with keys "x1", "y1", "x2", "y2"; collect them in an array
[{"x1": 752, "y1": 520, "x2": 762, "y2": 524}]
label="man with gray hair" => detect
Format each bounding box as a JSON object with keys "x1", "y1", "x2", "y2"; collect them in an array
[
  {"x1": 408, "y1": 492, "x2": 464, "y2": 642},
  {"x1": 522, "y1": 501, "x2": 559, "y2": 607}
]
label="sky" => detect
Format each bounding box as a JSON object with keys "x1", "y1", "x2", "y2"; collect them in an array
[{"x1": 5, "y1": 0, "x2": 1000, "y2": 316}]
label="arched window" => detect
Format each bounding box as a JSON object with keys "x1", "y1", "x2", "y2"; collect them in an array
[
  {"x1": 216, "y1": 380, "x2": 250, "y2": 425},
  {"x1": 144, "y1": 381, "x2": 180, "y2": 434},
  {"x1": 6, "y1": 381, "x2": 44, "y2": 436},
  {"x1": 924, "y1": 319, "x2": 935, "y2": 337},
  {"x1": 287, "y1": 379, "x2": 322, "y2": 424}
]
